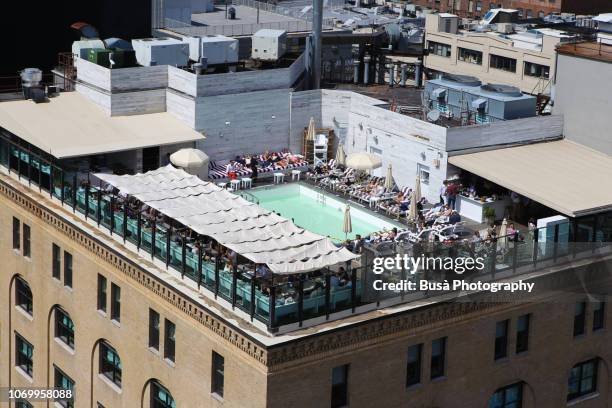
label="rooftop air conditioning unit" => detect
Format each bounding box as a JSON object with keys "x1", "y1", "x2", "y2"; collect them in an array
[{"x1": 497, "y1": 23, "x2": 514, "y2": 34}]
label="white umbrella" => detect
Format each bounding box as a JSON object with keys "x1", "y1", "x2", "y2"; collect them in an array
[
  {"x1": 306, "y1": 117, "x2": 316, "y2": 141},
  {"x1": 335, "y1": 144, "x2": 346, "y2": 167},
  {"x1": 414, "y1": 174, "x2": 422, "y2": 204},
  {"x1": 384, "y1": 163, "x2": 394, "y2": 191},
  {"x1": 408, "y1": 191, "x2": 417, "y2": 221},
  {"x1": 170, "y1": 148, "x2": 209, "y2": 170},
  {"x1": 498, "y1": 218, "x2": 508, "y2": 249},
  {"x1": 346, "y1": 152, "x2": 382, "y2": 170},
  {"x1": 343, "y1": 204, "x2": 352, "y2": 239}
]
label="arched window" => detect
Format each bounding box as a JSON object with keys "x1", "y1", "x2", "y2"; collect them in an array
[
  {"x1": 150, "y1": 381, "x2": 176, "y2": 408},
  {"x1": 55, "y1": 308, "x2": 75, "y2": 349},
  {"x1": 15, "y1": 277, "x2": 33, "y2": 315},
  {"x1": 489, "y1": 382, "x2": 523, "y2": 408},
  {"x1": 568, "y1": 358, "x2": 599, "y2": 401},
  {"x1": 99, "y1": 341, "x2": 122, "y2": 388}
]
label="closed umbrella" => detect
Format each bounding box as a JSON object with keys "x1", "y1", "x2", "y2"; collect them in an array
[
  {"x1": 384, "y1": 163, "x2": 394, "y2": 191},
  {"x1": 306, "y1": 117, "x2": 316, "y2": 141},
  {"x1": 335, "y1": 144, "x2": 346, "y2": 167},
  {"x1": 343, "y1": 204, "x2": 352, "y2": 239},
  {"x1": 414, "y1": 174, "x2": 422, "y2": 204},
  {"x1": 498, "y1": 218, "x2": 508, "y2": 249},
  {"x1": 170, "y1": 148, "x2": 209, "y2": 171},
  {"x1": 407, "y1": 191, "x2": 418, "y2": 221},
  {"x1": 346, "y1": 152, "x2": 382, "y2": 170}
]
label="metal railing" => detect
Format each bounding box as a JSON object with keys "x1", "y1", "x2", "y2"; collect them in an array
[{"x1": 2, "y1": 132, "x2": 610, "y2": 332}]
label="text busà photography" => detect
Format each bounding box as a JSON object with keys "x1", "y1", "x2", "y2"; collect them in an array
[{"x1": 0, "y1": 1, "x2": 611, "y2": 407}]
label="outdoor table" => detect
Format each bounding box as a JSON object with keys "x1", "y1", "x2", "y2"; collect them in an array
[
  {"x1": 291, "y1": 170, "x2": 302, "y2": 181},
  {"x1": 273, "y1": 172, "x2": 285, "y2": 184},
  {"x1": 241, "y1": 177, "x2": 252, "y2": 189}
]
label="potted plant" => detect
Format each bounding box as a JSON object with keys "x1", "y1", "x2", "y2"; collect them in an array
[{"x1": 483, "y1": 207, "x2": 496, "y2": 225}]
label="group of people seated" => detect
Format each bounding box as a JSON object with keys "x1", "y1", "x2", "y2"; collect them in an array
[{"x1": 208, "y1": 151, "x2": 307, "y2": 180}]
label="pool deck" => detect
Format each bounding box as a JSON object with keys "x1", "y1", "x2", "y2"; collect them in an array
[{"x1": 247, "y1": 180, "x2": 406, "y2": 231}]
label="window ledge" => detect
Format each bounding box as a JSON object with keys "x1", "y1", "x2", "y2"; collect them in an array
[
  {"x1": 111, "y1": 319, "x2": 121, "y2": 328},
  {"x1": 97, "y1": 309, "x2": 107, "y2": 318},
  {"x1": 15, "y1": 306, "x2": 34, "y2": 321},
  {"x1": 164, "y1": 358, "x2": 176, "y2": 368},
  {"x1": 54, "y1": 337, "x2": 76, "y2": 355},
  {"x1": 98, "y1": 373, "x2": 122, "y2": 394},
  {"x1": 430, "y1": 375, "x2": 447, "y2": 383},
  {"x1": 406, "y1": 383, "x2": 423, "y2": 392},
  {"x1": 64, "y1": 285, "x2": 74, "y2": 293},
  {"x1": 15, "y1": 366, "x2": 34, "y2": 383},
  {"x1": 567, "y1": 392, "x2": 599, "y2": 406},
  {"x1": 148, "y1": 346, "x2": 160, "y2": 356},
  {"x1": 211, "y1": 392, "x2": 224, "y2": 403}
]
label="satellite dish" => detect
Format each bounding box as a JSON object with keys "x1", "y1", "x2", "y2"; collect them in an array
[{"x1": 427, "y1": 109, "x2": 441, "y2": 122}]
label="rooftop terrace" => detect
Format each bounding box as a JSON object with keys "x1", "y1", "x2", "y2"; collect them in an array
[{"x1": 557, "y1": 40, "x2": 612, "y2": 62}]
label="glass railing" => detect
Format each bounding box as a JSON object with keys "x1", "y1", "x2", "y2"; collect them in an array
[{"x1": 2, "y1": 134, "x2": 611, "y2": 332}]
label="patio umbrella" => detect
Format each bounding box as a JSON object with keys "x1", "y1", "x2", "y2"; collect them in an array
[
  {"x1": 414, "y1": 174, "x2": 422, "y2": 204},
  {"x1": 343, "y1": 204, "x2": 352, "y2": 239},
  {"x1": 346, "y1": 152, "x2": 382, "y2": 170},
  {"x1": 408, "y1": 191, "x2": 417, "y2": 221},
  {"x1": 384, "y1": 164, "x2": 394, "y2": 191},
  {"x1": 170, "y1": 148, "x2": 209, "y2": 171},
  {"x1": 498, "y1": 218, "x2": 508, "y2": 249},
  {"x1": 335, "y1": 144, "x2": 346, "y2": 167},
  {"x1": 306, "y1": 117, "x2": 316, "y2": 141}
]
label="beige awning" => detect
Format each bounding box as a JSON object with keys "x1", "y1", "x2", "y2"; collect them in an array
[
  {"x1": 0, "y1": 92, "x2": 205, "y2": 158},
  {"x1": 448, "y1": 140, "x2": 612, "y2": 217}
]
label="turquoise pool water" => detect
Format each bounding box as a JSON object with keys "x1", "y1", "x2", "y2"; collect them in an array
[{"x1": 249, "y1": 184, "x2": 399, "y2": 242}]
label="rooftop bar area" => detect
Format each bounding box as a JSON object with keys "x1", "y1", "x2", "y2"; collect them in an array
[{"x1": 1, "y1": 128, "x2": 612, "y2": 334}]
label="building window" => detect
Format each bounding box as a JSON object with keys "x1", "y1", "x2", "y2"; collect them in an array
[
  {"x1": 538, "y1": 10, "x2": 544, "y2": 18},
  {"x1": 149, "y1": 309, "x2": 160, "y2": 350},
  {"x1": 568, "y1": 359, "x2": 598, "y2": 401},
  {"x1": 490, "y1": 54, "x2": 517, "y2": 72},
  {"x1": 54, "y1": 366, "x2": 75, "y2": 408},
  {"x1": 16, "y1": 401, "x2": 33, "y2": 408},
  {"x1": 331, "y1": 364, "x2": 349, "y2": 408},
  {"x1": 111, "y1": 283, "x2": 120, "y2": 322},
  {"x1": 430, "y1": 337, "x2": 446, "y2": 379},
  {"x1": 476, "y1": 1, "x2": 482, "y2": 11},
  {"x1": 97, "y1": 275, "x2": 107, "y2": 313},
  {"x1": 64, "y1": 251, "x2": 73, "y2": 288},
  {"x1": 417, "y1": 164, "x2": 430, "y2": 185},
  {"x1": 23, "y1": 224, "x2": 31, "y2": 257},
  {"x1": 164, "y1": 319, "x2": 175, "y2": 363},
  {"x1": 517, "y1": 8, "x2": 523, "y2": 17},
  {"x1": 13, "y1": 217, "x2": 20, "y2": 250},
  {"x1": 52, "y1": 244, "x2": 61, "y2": 279},
  {"x1": 55, "y1": 308, "x2": 75, "y2": 349},
  {"x1": 406, "y1": 344, "x2": 422, "y2": 387},
  {"x1": 428, "y1": 41, "x2": 452, "y2": 57},
  {"x1": 526, "y1": 9, "x2": 532, "y2": 18},
  {"x1": 15, "y1": 332, "x2": 34, "y2": 377},
  {"x1": 212, "y1": 351, "x2": 225, "y2": 398},
  {"x1": 593, "y1": 301, "x2": 605, "y2": 331},
  {"x1": 524, "y1": 62, "x2": 550, "y2": 78},
  {"x1": 99, "y1": 341, "x2": 122, "y2": 388},
  {"x1": 574, "y1": 301, "x2": 586, "y2": 337},
  {"x1": 516, "y1": 314, "x2": 530, "y2": 353},
  {"x1": 468, "y1": 0, "x2": 474, "y2": 12},
  {"x1": 495, "y1": 320, "x2": 509, "y2": 360},
  {"x1": 458, "y1": 47, "x2": 483, "y2": 64},
  {"x1": 489, "y1": 382, "x2": 523, "y2": 408},
  {"x1": 151, "y1": 381, "x2": 176, "y2": 408},
  {"x1": 15, "y1": 277, "x2": 33, "y2": 315}
]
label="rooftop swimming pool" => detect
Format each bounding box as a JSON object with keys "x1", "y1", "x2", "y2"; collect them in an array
[{"x1": 249, "y1": 183, "x2": 401, "y2": 241}]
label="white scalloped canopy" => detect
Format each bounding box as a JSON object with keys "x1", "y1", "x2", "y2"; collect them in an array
[{"x1": 95, "y1": 165, "x2": 357, "y2": 274}]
